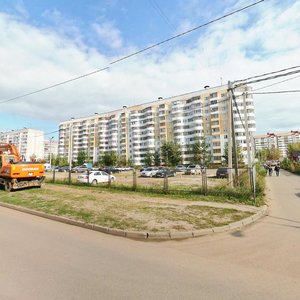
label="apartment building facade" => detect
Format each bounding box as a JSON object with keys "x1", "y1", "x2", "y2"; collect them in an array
[
  {"x1": 58, "y1": 85, "x2": 256, "y2": 166},
  {"x1": 254, "y1": 130, "x2": 300, "y2": 158},
  {"x1": 0, "y1": 128, "x2": 45, "y2": 160},
  {"x1": 44, "y1": 139, "x2": 59, "y2": 162}
]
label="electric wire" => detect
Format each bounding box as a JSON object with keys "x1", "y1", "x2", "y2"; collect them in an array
[
  {"x1": 252, "y1": 74, "x2": 300, "y2": 91},
  {"x1": 0, "y1": 0, "x2": 264, "y2": 105},
  {"x1": 148, "y1": 0, "x2": 176, "y2": 31},
  {"x1": 252, "y1": 89, "x2": 300, "y2": 94},
  {"x1": 234, "y1": 68, "x2": 300, "y2": 87},
  {"x1": 110, "y1": 0, "x2": 265, "y2": 65},
  {"x1": 234, "y1": 64, "x2": 300, "y2": 83}
]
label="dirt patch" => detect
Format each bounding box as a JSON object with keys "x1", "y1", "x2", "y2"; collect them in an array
[{"x1": 0, "y1": 183, "x2": 253, "y2": 233}]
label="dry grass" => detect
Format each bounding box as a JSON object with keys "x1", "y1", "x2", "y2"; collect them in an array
[{"x1": 0, "y1": 183, "x2": 253, "y2": 233}]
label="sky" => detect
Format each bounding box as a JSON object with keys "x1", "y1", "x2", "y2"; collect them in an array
[{"x1": 0, "y1": 0, "x2": 299, "y2": 140}]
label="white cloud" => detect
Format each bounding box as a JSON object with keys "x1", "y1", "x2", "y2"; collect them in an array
[
  {"x1": 14, "y1": 0, "x2": 29, "y2": 19},
  {"x1": 0, "y1": 1, "x2": 299, "y2": 135},
  {"x1": 92, "y1": 21, "x2": 123, "y2": 49}
]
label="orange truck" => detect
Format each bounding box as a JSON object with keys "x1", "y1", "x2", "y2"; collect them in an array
[{"x1": 0, "y1": 142, "x2": 45, "y2": 191}]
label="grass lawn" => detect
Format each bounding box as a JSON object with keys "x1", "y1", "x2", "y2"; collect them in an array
[{"x1": 0, "y1": 184, "x2": 254, "y2": 233}]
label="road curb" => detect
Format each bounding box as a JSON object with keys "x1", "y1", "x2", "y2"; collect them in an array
[{"x1": 0, "y1": 202, "x2": 268, "y2": 241}]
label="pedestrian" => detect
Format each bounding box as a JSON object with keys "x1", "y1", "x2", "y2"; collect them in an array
[
  {"x1": 268, "y1": 165, "x2": 273, "y2": 176},
  {"x1": 274, "y1": 164, "x2": 280, "y2": 176},
  {"x1": 263, "y1": 163, "x2": 268, "y2": 175}
]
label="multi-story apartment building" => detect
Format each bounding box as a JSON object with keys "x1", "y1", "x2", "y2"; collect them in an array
[
  {"x1": 44, "y1": 138, "x2": 59, "y2": 162},
  {"x1": 0, "y1": 128, "x2": 44, "y2": 160},
  {"x1": 254, "y1": 130, "x2": 300, "y2": 158},
  {"x1": 58, "y1": 85, "x2": 256, "y2": 166}
]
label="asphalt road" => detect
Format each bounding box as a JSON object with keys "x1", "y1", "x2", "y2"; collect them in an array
[{"x1": 0, "y1": 170, "x2": 299, "y2": 299}]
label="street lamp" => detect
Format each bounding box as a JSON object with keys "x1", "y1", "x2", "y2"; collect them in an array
[{"x1": 49, "y1": 137, "x2": 54, "y2": 167}]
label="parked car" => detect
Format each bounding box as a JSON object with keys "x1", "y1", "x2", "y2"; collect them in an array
[
  {"x1": 175, "y1": 165, "x2": 186, "y2": 172},
  {"x1": 153, "y1": 168, "x2": 176, "y2": 178},
  {"x1": 185, "y1": 165, "x2": 202, "y2": 175},
  {"x1": 55, "y1": 166, "x2": 71, "y2": 172},
  {"x1": 101, "y1": 167, "x2": 121, "y2": 174},
  {"x1": 77, "y1": 171, "x2": 116, "y2": 184},
  {"x1": 72, "y1": 165, "x2": 92, "y2": 173},
  {"x1": 140, "y1": 167, "x2": 159, "y2": 177},
  {"x1": 216, "y1": 167, "x2": 229, "y2": 178}
]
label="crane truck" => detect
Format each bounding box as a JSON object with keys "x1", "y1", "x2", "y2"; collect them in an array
[{"x1": 0, "y1": 142, "x2": 45, "y2": 192}]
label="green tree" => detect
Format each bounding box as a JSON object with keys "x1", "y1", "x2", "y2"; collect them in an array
[
  {"x1": 266, "y1": 145, "x2": 280, "y2": 161},
  {"x1": 100, "y1": 151, "x2": 118, "y2": 166},
  {"x1": 143, "y1": 150, "x2": 153, "y2": 166},
  {"x1": 161, "y1": 142, "x2": 182, "y2": 166},
  {"x1": 77, "y1": 150, "x2": 87, "y2": 166},
  {"x1": 117, "y1": 155, "x2": 127, "y2": 166},
  {"x1": 288, "y1": 142, "x2": 300, "y2": 160},
  {"x1": 190, "y1": 137, "x2": 212, "y2": 166},
  {"x1": 255, "y1": 149, "x2": 268, "y2": 162},
  {"x1": 154, "y1": 149, "x2": 161, "y2": 166},
  {"x1": 126, "y1": 158, "x2": 133, "y2": 167},
  {"x1": 222, "y1": 143, "x2": 244, "y2": 167}
]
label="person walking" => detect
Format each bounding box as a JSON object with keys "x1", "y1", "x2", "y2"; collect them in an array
[
  {"x1": 275, "y1": 164, "x2": 280, "y2": 176},
  {"x1": 268, "y1": 165, "x2": 273, "y2": 176}
]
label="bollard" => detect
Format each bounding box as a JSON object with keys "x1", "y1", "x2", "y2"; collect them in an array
[{"x1": 52, "y1": 169, "x2": 56, "y2": 183}]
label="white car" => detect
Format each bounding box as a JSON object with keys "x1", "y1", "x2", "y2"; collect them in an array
[
  {"x1": 185, "y1": 165, "x2": 202, "y2": 175},
  {"x1": 140, "y1": 167, "x2": 158, "y2": 177},
  {"x1": 77, "y1": 171, "x2": 116, "y2": 184}
]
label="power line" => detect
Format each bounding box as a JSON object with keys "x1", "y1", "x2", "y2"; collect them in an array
[
  {"x1": 148, "y1": 0, "x2": 176, "y2": 31},
  {"x1": 234, "y1": 64, "x2": 300, "y2": 83},
  {"x1": 110, "y1": 0, "x2": 264, "y2": 65},
  {"x1": 0, "y1": 67, "x2": 109, "y2": 104},
  {"x1": 0, "y1": 0, "x2": 264, "y2": 105},
  {"x1": 252, "y1": 89, "x2": 300, "y2": 94},
  {"x1": 234, "y1": 68, "x2": 300, "y2": 87},
  {"x1": 252, "y1": 74, "x2": 300, "y2": 91}
]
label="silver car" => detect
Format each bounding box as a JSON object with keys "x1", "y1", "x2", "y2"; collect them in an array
[
  {"x1": 185, "y1": 165, "x2": 201, "y2": 175},
  {"x1": 140, "y1": 167, "x2": 159, "y2": 177}
]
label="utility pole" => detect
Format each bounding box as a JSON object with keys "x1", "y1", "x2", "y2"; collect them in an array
[
  {"x1": 68, "y1": 125, "x2": 73, "y2": 169},
  {"x1": 243, "y1": 91, "x2": 256, "y2": 204},
  {"x1": 227, "y1": 81, "x2": 233, "y2": 186},
  {"x1": 231, "y1": 92, "x2": 239, "y2": 181},
  {"x1": 49, "y1": 137, "x2": 54, "y2": 167},
  {"x1": 242, "y1": 92, "x2": 251, "y2": 168}
]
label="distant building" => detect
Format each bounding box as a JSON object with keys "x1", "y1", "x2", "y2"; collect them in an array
[
  {"x1": 0, "y1": 128, "x2": 44, "y2": 161},
  {"x1": 58, "y1": 85, "x2": 256, "y2": 166},
  {"x1": 254, "y1": 131, "x2": 300, "y2": 158},
  {"x1": 44, "y1": 139, "x2": 58, "y2": 162}
]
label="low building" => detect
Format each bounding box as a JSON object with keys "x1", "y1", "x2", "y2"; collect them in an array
[
  {"x1": 254, "y1": 130, "x2": 300, "y2": 158},
  {"x1": 0, "y1": 128, "x2": 45, "y2": 161}
]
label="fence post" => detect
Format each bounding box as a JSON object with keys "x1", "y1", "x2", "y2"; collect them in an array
[
  {"x1": 87, "y1": 169, "x2": 90, "y2": 184},
  {"x1": 108, "y1": 172, "x2": 111, "y2": 188},
  {"x1": 133, "y1": 169, "x2": 137, "y2": 191},
  {"x1": 52, "y1": 169, "x2": 56, "y2": 183},
  {"x1": 68, "y1": 169, "x2": 71, "y2": 185},
  {"x1": 202, "y1": 169, "x2": 207, "y2": 195},
  {"x1": 163, "y1": 173, "x2": 168, "y2": 194}
]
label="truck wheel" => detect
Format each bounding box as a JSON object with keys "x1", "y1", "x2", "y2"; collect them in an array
[{"x1": 4, "y1": 181, "x2": 12, "y2": 192}]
